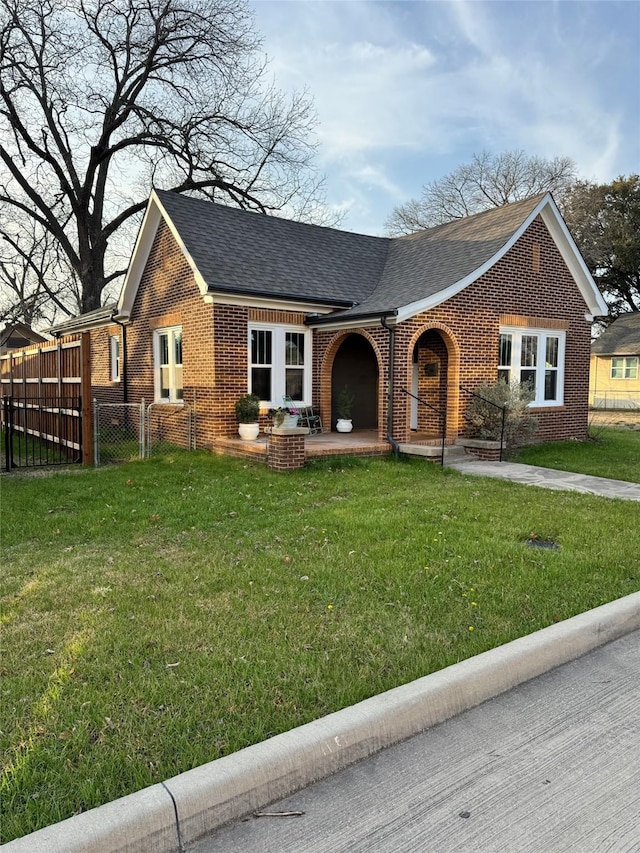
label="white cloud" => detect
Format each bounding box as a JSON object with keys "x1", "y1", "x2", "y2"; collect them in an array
[{"x1": 250, "y1": 0, "x2": 640, "y2": 232}]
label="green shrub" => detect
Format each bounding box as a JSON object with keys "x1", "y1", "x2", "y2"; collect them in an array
[
  {"x1": 465, "y1": 379, "x2": 538, "y2": 448},
  {"x1": 235, "y1": 393, "x2": 260, "y2": 423}
]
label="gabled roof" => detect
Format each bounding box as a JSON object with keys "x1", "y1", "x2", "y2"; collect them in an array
[
  {"x1": 0, "y1": 322, "x2": 47, "y2": 350},
  {"x1": 591, "y1": 313, "x2": 640, "y2": 355},
  {"x1": 322, "y1": 195, "x2": 553, "y2": 323},
  {"x1": 115, "y1": 188, "x2": 608, "y2": 326},
  {"x1": 118, "y1": 189, "x2": 390, "y2": 316}
]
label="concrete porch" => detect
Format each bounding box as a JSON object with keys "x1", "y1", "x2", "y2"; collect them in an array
[{"x1": 213, "y1": 429, "x2": 391, "y2": 462}]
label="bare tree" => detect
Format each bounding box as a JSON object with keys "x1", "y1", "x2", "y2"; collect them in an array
[
  {"x1": 0, "y1": 229, "x2": 74, "y2": 327},
  {"x1": 0, "y1": 0, "x2": 325, "y2": 316},
  {"x1": 385, "y1": 150, "x2": 577, "y2": 235},
  {"x1": 0, "y1": 201, "x2": 79, "y2": 326}
]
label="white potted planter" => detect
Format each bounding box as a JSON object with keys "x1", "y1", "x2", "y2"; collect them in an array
[
  {"x1": 238, "y1": 422, "x2": 260, "y2": 441},
  {"x1": 335, "y1": 386, "x2": 355, "y2": 433},
  {"x1": 235, "y1": 393, "x2": 261, "y2": 441}
]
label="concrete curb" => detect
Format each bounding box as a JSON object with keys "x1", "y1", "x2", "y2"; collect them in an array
[{"x1": 4, "y1": 592, "x2": 640, "y2": 853}]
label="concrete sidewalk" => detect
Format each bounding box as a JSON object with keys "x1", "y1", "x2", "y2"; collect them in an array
[
  {"x1": 446, "y1": 458, "x2": 640, "y2": 501},
  {"x1": 191, "y1": 629, "x2": 640, "y2": 853},
  {"x1": 4, "y1": 593, "x2": 639, "y2": 853}
]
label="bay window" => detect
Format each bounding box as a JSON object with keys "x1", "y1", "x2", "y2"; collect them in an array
[
  {"x1": 249, "y1": 324, "x2": 310, "y2": 405},
  {"x1": 498, "y1": 327, "x2": 565, "y2": 406}
]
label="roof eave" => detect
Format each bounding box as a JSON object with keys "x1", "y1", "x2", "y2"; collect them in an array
[
  {"x1": 206, "y1": 284, "x2": 353, "y2": 310},
  {"x1": 307, "y1": 308, "x2": 398, "y2": 329},
  {"x1": 538, "y1": 197, "x2": 608, "y2": 317}
]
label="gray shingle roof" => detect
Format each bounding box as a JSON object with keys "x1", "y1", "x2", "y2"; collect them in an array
[
  {"x1": 45, "y1": 191, "x2": 560, "y2": 335},
  {"x1": 591, "y1": 313, "x2": 640, "y2": 355},
  {"x1": 323, "y1": 194, "x2": 547, "y2": 321},
  {"x1": 155, "y1": 190, "x2": 546, "y2": 322},
  {"x1": 155, "y1": 190, "x2": 390, "y2": 307}
]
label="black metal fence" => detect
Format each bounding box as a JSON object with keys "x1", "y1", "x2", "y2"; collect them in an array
[{"x1": 1, "y1": 396, "x2": 82, "y2": 471}]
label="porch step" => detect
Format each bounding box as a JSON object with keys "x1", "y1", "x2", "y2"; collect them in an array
[
  {"x1": 398, "y1": 442, "x2": 444, "y2": 458},
  {"x1": 398, "y1": 443, "x2": 471, "y2": 463}
]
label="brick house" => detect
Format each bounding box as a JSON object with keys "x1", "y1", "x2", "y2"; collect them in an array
[
  {"x1": 49, "y1": 189, "x2": 607, "y2": 451},
  {"x1": 590, "y1": 313, "x2": 640, "y2": 410}
]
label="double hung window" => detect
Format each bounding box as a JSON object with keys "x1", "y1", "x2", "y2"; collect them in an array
[
  {"x1": 109, "y1": 335, "x2": 120, "y2": 382},
  {"x1": 611, "y1": 357, "x2": 638, "y2": 379},
  {"x1": 498, "y1": 327, "x2": 565, "y2": 406},
  {"x1": 249, "y1": 325, "x2": 310, "y2": 405},
  {"x1": 154, "y1": 326, "x2": 183, "y2": 402}
]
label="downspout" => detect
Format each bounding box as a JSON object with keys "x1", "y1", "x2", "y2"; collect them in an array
[{"x1": 380, "y1": 315, "x2": 400, "y2": 456}]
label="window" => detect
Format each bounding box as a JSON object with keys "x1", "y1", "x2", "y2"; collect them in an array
[
  {"x1": 249, "y1": 324, "x2": 310, "y2": 405},
  {"x1": 611, "y1": 357, "x2": 638, "y2": 380},
  {"x1": 109, "y1": 335, "x2": 120, "y2": 382},
  {"x1": 498, "y1": 327, "x2": 565, "y2": 406},
  {"x1": 153, "y1": 326, "x2": 183, "y2": 402}
]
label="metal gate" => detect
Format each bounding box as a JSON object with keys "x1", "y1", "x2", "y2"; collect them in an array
[
  {"x1": 1, "y1": 395, "x2": 82, "y2": 471},
  {"x1": 93, "y1": 399, "x2": 195, "y2": 465},
  {"x1": 93, "y1": 401, "x2": 145, "y2": 466}
]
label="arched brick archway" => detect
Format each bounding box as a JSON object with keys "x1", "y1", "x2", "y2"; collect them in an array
[
  {"x1": 406, "y1": 323, "x2": 460, "y2": 440},
  {"x1": 320, "y1": 330, "x2": 384, "y2": 432}
]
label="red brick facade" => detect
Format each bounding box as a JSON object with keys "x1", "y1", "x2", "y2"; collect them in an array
[{"x1": 89, "y1": 215, "x2": 593, "y2": 448}]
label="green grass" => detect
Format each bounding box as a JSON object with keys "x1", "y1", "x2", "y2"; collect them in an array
[
  {"x1": 512, "y1": 427, "x2": 640, "y2": 483},
  {"x1": 2, "y1": 452, "x2": 639, "y2": 842}
]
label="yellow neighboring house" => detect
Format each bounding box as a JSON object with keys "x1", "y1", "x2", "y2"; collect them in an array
[{"x1": 590, "y1": 313, "x2": 640, "y2": 409}]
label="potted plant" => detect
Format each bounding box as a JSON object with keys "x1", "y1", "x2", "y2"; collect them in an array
[
  {"x1": 335, "y1": 385, "x2": 354, "y2": 433},
  {"x1": 268, "y1": 405, "x2": 299, "y2": 428},
  {"x1": 235, "y1": 393, "x2": 260, "y2": 440}
]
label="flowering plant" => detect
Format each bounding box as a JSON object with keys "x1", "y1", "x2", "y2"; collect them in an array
[{"x1": 268, "y1": 406, "x2": 299, "y2": 425}]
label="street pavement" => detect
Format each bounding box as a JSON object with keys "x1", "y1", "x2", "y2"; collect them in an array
[{"x1": 188, "y1": 630, "x2": 640, "y2": 853}]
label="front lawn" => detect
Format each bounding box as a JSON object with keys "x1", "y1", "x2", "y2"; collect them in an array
[
  {"x1": 512, "y1": 427, "x2": 640, "y2": 483},
  {"x1": 2, "y1": 452, "x2": 639, "y2": 842}
]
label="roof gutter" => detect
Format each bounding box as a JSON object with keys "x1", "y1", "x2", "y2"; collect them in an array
[
  {"x1": 308, "y1": 309, "x2": 397, "y2": 328},
  {"x1": 206, "y1": 284, "x2": 353, "y2": 310},
  {"x1": 380, "y1": 314, "x2": 400, "y2": 457}
]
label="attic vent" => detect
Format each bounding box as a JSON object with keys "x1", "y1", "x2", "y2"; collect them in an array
[{"x1": 532, "y1": 242, "x2": 540, "y2": 273}]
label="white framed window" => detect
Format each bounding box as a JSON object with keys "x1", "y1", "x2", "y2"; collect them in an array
[
  {"x1": 109, "y1": 335, "x2": 120, "y2": 382},
  {"x1": 248, "y1": 324, "x2": 311, "y2": 406},
  {"x1": 611, "y1": 357, "x2": 638, "y2": 379},
  {"x1": 498, "y1": 327, "x2": 565, "y2": 407},
  {"x1": 153, "y1": 326, "x2": 183, "y2": 403}
]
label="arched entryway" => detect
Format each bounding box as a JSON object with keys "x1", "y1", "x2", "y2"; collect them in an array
[
  {"x1": 409, "y1": 326, "x2": 459, "y2": 439},
  {"x1": 331, "y1": 333, "x2": 379, "y2": 430}
]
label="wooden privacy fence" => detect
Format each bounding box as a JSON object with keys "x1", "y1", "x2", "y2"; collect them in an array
[{"x1": 0, "y1": 333, "x2": 93, "y2": 467}]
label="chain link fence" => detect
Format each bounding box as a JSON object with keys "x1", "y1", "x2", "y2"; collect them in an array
[
  {"x1": 93, "y1": 401, "x2": 145, "y2": 465},
  {"x1": 93, "y1": 399, "x2": 195, "y2": 465},
  {"x1": 146, "y1": 402, "x2": 195, "y2": 457}
]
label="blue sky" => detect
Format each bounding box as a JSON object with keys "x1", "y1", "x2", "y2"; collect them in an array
[{"x1": 250, "y1": 0, "x2": 640, "y2": 235}]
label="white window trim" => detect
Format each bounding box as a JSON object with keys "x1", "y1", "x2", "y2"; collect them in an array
[
  {"x1": 153, "y1": 325, "x2": 183, "y2": 403},
  {"x1": 109, "y1": 334, "x2": 120, "y2": 382},
  {"x1": 611, "y1": 356, "x2": 638, "y2": 380},
  {"x1": 499, "y1": 326, "x2": 566, "y2": 407},
  {"x1": 248, "y1": 323, "x2": 312, "y2": 407}
]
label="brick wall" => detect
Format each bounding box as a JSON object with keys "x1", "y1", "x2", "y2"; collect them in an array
[
  {"x1": 90, "y1": 325, "x2": 125, "y2": 404},
  {"x1": 315, "y1": 216, "x2": 592, "y2": 444},
  {"x1": 90, "y1": 212, "x2": 592, "y2": 449}
]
